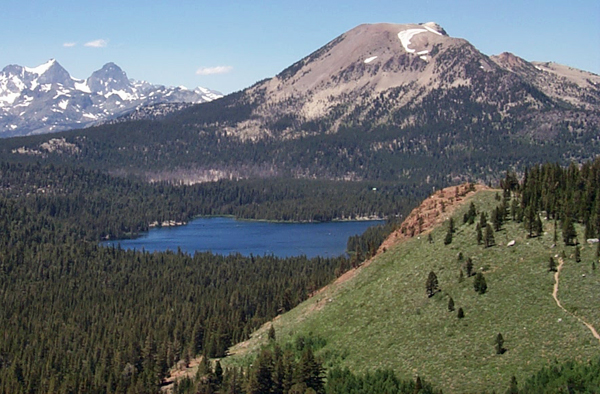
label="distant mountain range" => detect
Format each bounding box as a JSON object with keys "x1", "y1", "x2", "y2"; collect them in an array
[
  {"x1": 0, "y1": 59, "x2": 222, "y2": 137},
  {"x1": 3, "y1": 22, "x2": 600, "y2": 185}
]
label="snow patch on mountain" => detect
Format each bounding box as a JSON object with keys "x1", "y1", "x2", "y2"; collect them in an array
[
  {"x1": 422, "y1": 24, "x2": 443, "y2": 36},
  {"x1": 364, "y1": 56, "x2": 378, "y2": 64},
  {"x1": 24, "y1": 59, "x2": 57, "y2": 75},
  {"x1": 397, "y1": 22, "x2": 446, "y2": 54},
  {"x1": 0, "y1": 92, "x2": 19, "y2": 105},
  {"x1": 397, "y1": 28, "x2": 429, "y2": 53},
  {"x1": 74, "y1": 80, "x2": 91, "y2": 93}
]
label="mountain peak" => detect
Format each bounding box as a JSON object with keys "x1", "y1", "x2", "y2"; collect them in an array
[
  {"x1": 490, "y1": 52, "x2": 537, "y2": 75},
  {"x1": 86, "y1": 62, "x2": 130, "y2": 95},
  {"x1": 269, "y1": 21, "x2": 461, "y2": 111},
  {"x1": 99, "y1": 62, "x2": 124, "y2": 73},
  {"x1": 228, "y1": 21, "x2": 600, "y2": 142},
  {"x1": 24, "y1": 59, "x2": 58, "y2": 75},
  {"x1": 420, "y1": 21, "x2": 447, "y2": 36},
  {"x1": 34, "y1": 59, "x2": 72, "y2": 86},
  {"x1": 0, "y1": 59, "x2": 222, "y2": 137}
]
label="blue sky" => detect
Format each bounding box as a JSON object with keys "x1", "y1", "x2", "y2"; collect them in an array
[{"x1": 2, "y1": 0, "x2": 599, "y2": 94}]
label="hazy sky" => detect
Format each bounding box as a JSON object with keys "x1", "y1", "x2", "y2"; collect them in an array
[{"x1": 2, "y1": 0, "x2": 599, "y2": 94}]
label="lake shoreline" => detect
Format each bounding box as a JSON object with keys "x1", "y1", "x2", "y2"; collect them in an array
[
  {"x1": 149, "y1": 214, "x2": 387, "y2": 228},
  {"x1": 103, "y1": 217, "x2": 384, "y2": 259}
]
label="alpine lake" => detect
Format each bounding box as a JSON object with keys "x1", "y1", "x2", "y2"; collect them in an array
[{"x1": 102, "y1": 217, "x2": 384, "y2": 258}]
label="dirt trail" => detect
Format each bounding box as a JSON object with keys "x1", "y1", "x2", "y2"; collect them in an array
[{"x1": 553, "y1": 258, "x2": 600, "y2": 343}]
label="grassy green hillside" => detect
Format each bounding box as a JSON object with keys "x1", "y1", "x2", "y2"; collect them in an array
[{"x1": 226, "y1": 188, "x2": 600, "y2": 393}]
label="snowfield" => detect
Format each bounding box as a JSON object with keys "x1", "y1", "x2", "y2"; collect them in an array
[{"x1": 397, "y1": 28, "x2": 428, "y2": 53}]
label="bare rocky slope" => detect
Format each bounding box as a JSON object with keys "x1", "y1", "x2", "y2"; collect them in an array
[{"x1": 199, "y1": 22, "x2": 600, "y2": 141}]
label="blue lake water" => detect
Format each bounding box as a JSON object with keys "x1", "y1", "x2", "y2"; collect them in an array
[{"x1": 102, "y1": 217, "x2": 384, "y2": 258}]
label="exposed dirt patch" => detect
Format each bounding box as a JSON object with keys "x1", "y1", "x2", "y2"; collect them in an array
[
  {"x1": 161, "y1": 356, "x2": 204, "y2": 392},
  {"x1": 380, "y1": 183, "x2": 489, "y2": 252}
]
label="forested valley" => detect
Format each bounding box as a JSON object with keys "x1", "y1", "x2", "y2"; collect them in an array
[
  {"x1": 2, "y1": 156, "x2": 600, "y2": 393},
  {"x1": 0, "y1": 161, "x2": 415, "y2": 393}
]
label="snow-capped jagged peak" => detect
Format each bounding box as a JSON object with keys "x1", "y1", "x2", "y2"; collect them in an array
[
  {"x1": 24, "y1": 59, "x2": 57, "y2": 75},
  {"x1": 86, "y1": 62, "x2": 131, "y2": 95},
  {"x1": 0, "y1": 60, "x2": 222, "y2": 137},
  {"x1": 35, "y1": 60, "x2": 72, "y2": 86}
]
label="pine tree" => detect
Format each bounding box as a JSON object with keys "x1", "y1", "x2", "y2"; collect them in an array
[
  {"x1": 585, "y1": 220, "x2": 594, "y2": 240},
  {"x1": 474, "y1": 272, "x2": 487, "y2": 294},
  {"x1": 476, "y1": 223, "x2": 483, "y2": 245},
  {"x1": 197, "y1": 354, "x2": 212, "y2": 378},
  {"x1": 448, "y1": 296, "x2": 455, "y2": 312},
  {"x1": 484, "y1": 223, "x2": 495, "y2": 247},
  {"x1": 464, "y1": 257, "x2": 474, "y2": 277},
  {"x1": 223, "y1": 368, "x2": 243, "y2": 394},
  {"x1": 562, "y1": 217, "x2": 577, "y2": 246},
  {"x1": 468, "y1": 202, "x2": 477, "y2": 225},
  {"x1": 272, "y1": 345, "x2": 285, "y2": 394},
  {"x1": 247, "y1": 349, "x2": 273, "y2": 394},
  {"x1": 295, "y1": 348, "x2": 324, "y2": 394},
  {"x1": 534, "y1": 213, "x2": 543, "y2": 237},
  {"x1": 214, "y1": 360, "x2": 223, "y2": 387},
  {"x1": 492, "y1": 207, "x2": 503, "y2": 231},
  {"x1": 507, "y1": 376, "x2": 518, "y2": 394},
  {"x1": 414, "y1": 376, "x2": 423, "y2": 393},
  {"x1": 479, "y1": 212, "x2": 488, "y2": 228},
  {"x1": 575, "y1": 245, "x2": 581, "y2": 263},
  {"x1": 425, "y1": 271, "x2": 439, "y2": 298},
  {"x1": 548, "y1": 257, "x2": 557, "y2": 272},
  {"x1": 495, "y1": 333, "x2": 506, "y2": 354},
  {"x1": 525, "y1": 205, "x2": 536, "y2": 238},
  {"x1": 457, "y1": 307, "x2": 465, "y2": 319},
  {"x1": 281, "y1": 349, "x2": 295, "y2": 393},
  {"x1": 510, "y1": 198, "x2": 518, "y2": 221},
  {"x1": 444, "y1": 228, "x2": 453, "y2": 245},
  {"x1": 268, "y1": 324, "x2": 276, "y2": 341}
]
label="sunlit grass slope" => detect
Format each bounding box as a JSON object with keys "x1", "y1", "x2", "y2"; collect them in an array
[{"x1": 227, "y1": 189, "x2": 600, "y2": 393}]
